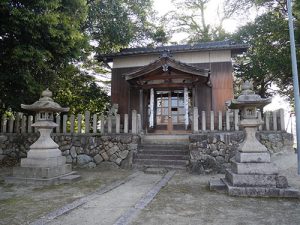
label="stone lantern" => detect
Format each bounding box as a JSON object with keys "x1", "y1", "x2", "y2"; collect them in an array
[
  {"x1": 6, "y1": 89, "x2": 80, "y2": 184},
  {"x1": 210, "y1": 81, "x2": 299, "y2": 197}
]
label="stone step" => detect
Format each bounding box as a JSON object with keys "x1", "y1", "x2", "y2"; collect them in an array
[
  {"x1": 209, "y1": 179, "x2": 227, "y2": 192},
  {"x1": 140, "y1": 144, "x2": 189, "y2": 150},
  {"x1": 138, "y1": 149, "x2": 189, "y2": 155},
  {"x1": 134, "y1": 159, "x2": 188, "y2": 167},
  {"x1": 133, "y1": 164, "x2": 187, "y2": 170},
  {"x1": 142, "y1": 135, "x2": 189, "y2": 145},
  {"x1": 136, "y1": 154, "x2": 189, "y2": 160}
]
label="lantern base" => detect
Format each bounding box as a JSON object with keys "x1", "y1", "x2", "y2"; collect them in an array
[{"x1": 5, "y1": 164, "x2": 80, "y2": 185}]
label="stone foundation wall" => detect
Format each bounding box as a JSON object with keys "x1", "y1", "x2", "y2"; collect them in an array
[
  {"x1": 189, "y1": 131, "x2": 294, "y2": 174},
  {"x1": 0, "y1": 134, "x2": 140, "y2": 168}
]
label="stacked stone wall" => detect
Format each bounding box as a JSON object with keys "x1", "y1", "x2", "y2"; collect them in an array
[
  {"x1": 189, "y1": 131, "x2": 294, "y2": 174},
  {"x1": 0, "y1": 134, "x2": 140, "y2": 168}
]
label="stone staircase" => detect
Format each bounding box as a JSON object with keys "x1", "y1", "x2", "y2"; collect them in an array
[{"x1": 133, "y1": 135, "x2": 190, "y2": 170}]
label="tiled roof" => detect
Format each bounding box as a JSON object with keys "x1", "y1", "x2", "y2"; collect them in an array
[{"x1": 99, "y1": 40, "x2": 248, "y2": 61}]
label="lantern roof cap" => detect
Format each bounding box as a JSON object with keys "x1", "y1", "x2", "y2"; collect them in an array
[
  {"x1": 21, "y1": 89, "x2": 69, "y2": 112},
  {"x1": 228, "y1": 81, "x2": 271, "y2": 109}
]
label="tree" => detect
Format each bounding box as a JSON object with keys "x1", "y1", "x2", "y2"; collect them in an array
[
  {"x1": 0, "y1": 0, "x2": 89, "y2": 114},
  {"x1": 86, "y1": 0, "x2": 169, "y2": 54},
  {"x1": 232, "y1": 0, "x2": 300, "y2": 102},
  {"x1": 163, "y1": 0, "x2": 253, "y2": 43},
  {"x1": 52, "y1": 65, "x2": 110, "y2": 115}
]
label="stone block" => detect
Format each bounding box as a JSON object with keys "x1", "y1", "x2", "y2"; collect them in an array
[
  {"x1": 21, "y1": 156, "x2": 66, "y2": 167},
  {"x1": 225, "y1": 169, "x2": 277, "y2": 187},
  {"x1": 94, "y1": 154, "x2": 103, "y2": 164},
  {"x1": 13, "y1": 164, "x2": 72, "y2": 179},
  {"x1": 107, "y1": 146, "x2": 119, "y2": 156},
  {"x1": 119, "y1": 150, "x2": 129, "y2": 159},
  {"x1": 222, "y1": 178, "x2": 299, "y2": 198},
  {"x1": 231, "y1": 161, "x2": 278, "y2": 175},
  {"x1": 27, "y1": 148, "x2": 62, "y2": 158},
  {"x1": 77, "y1": 154, "x2": 93, "y2": 166},
  {"x1": 101, "y1": 152, "x2": 109, "y2": 161},
  {"x1": 235, "y1": 151, "x2": 271, "y2": 163}
]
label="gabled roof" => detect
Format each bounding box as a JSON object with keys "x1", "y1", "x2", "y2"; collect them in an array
[
  {"x1": 124, "y1": 55, "x2": 209, "y2": 81},
  {"x1": 99, "y1": 40, "x2": 248, "y2": 62}
]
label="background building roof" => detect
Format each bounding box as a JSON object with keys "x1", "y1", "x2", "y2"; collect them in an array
[{"x1": 99, "y1": 40, "x2": 248, "y2": 62}]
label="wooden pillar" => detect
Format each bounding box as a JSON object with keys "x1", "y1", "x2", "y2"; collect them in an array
[
  {"x1": 184, "y1": 87, "x2": 189, "y2": 130},
  {"x1": 149, "y1": 88, "x2": 154, "y2": 128},
  {"x1": 139, "y1": 89, "x2": 143, "y2": 131}
]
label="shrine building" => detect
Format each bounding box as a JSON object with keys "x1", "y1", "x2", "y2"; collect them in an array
[{"x1": 100, "y1": 40, "x2": 247, "y2": 134}]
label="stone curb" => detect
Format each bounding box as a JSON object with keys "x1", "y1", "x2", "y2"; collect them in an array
[{"x1": 113, "y1": 170, "x2": 176, "y2": 225}]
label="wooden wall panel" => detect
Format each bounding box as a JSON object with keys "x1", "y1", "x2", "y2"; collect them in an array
[
  {"x1": 111, "y1": 67, "x2": 139, "y2": 117},
  {"x1": 192, "y1": 62, "x2": 233, "y2": 112}
]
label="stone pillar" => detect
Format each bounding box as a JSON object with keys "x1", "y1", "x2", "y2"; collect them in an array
[
  {"x1": 149, "y1": 88, "x2": 154, "y2": 128},
  {"x1": 226, "y1": 111, "x2": 230, "y2": 131},
  {"x1": 184, "y1": 87, "x2": 189, "y2": 129},
  {"x1": 137, "y1": 114, "x2": 142, "y2": 134},
  {"x1": 100, "y1": 115, "x2": 105, "y2": 134},
  {"x1": 85, "y1": 111, "x2": 90, "y2": 134},
  {"x1": 108, "y1": 116, "x2": 112, "y2": 133},
  {"x1": 116, "y1": 114, "x2": 120, "y2": 134},
  {"x1": 132, "y1": 110, "x2": 137, "y2": 134},
  {"x1": 210, "y1": 111, "x2": 214, "y2": 131},
  {"x1": 201, "y1": 111, "x2": 206, "y2": 131},
  {"x1": 92, "y1": 114, "x2": 97, "y2": 134},
  {"x1": 70, "y1": 114, "x2": 75, "y2": 133},
  {"x1": 272, "y1": 111, "x2": 277, "y2": 131},
  {"x1": 124, "y1": 114, "x2": 128, "y2": 133},
  {"x1": 77, "y1": 114, "x2": 82, "y2": 133},
  {"x1": 192, "y1": 107, "x2": 198, "y2": 133},
  {"x1": 218, "y1": 111, "x2": 222, "y2": 131},
  {"x1": 265, "y1": 112, "x2": 270, "y2": 131},
  {"x1": 63, "y1": 115, "x2": 68, "y2": 133},
  {"x1": 279, "y1": 109, "x2": 285, "y2": 131}
]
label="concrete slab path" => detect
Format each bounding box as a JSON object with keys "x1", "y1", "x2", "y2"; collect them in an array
[{"x1": 41, "y1": 171, "x2": 171, "y2": 225}]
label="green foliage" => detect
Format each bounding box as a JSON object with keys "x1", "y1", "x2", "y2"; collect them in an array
[
  {"x1": 0, "y1": 0, "x2": 89, "y2": 114},
  {"x1": 233, "y1": 1, "x2": 300, "y2": 102},
  {"x1": 86, "y1": 0, "x2": 169, "y2": 54},
  {"x1": 51, "y1": 65, "x2": 110, "y2": 115}
]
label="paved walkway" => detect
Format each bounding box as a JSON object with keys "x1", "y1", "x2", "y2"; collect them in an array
[{"x1": 36, "y1": 171, "x2": 173, "y2": 225}]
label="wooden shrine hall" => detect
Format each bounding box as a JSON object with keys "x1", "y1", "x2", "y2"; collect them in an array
[{"x1": 100, "y1": 40, "x2": 248, "y2": 134}]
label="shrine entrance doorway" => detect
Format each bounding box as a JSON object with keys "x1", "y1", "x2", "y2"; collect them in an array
[{"x1": 152, "y1": 89, "x2": 191, "y2": 134}]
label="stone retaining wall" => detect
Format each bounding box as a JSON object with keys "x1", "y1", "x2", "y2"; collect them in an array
[
  {"x1": 189, "y1": 131, "x2": 294, "y2": 174},
  {"x1": 0, "y1": 134, "x2": 140, "y2": 169}
]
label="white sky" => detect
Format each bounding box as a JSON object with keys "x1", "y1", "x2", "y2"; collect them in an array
[{"x1": 153, "y1": 0, "x2": 259, "y2": 42}]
